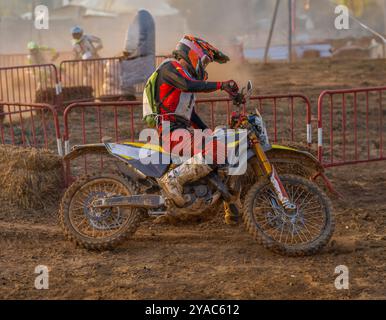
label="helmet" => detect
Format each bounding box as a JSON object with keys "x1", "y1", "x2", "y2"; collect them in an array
[
  {"x1": 71, "y1": 26, "x2": 83, "y2": 35},
  {"x1": 27, "y1": 41, "x2": 39, "y2": 51},
  {"x1": 173, "y1": 35, "x2": 230, "y2": 80},
  {"x1": 71, "y1": 26, "x2": 83, "y2": 40}
]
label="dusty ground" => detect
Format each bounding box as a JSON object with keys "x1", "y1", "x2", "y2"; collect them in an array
[
  {"x1": 0, "y1": 162, "x2": 385, "y2": 300},
  {"x1": 0, "y1": 58, "x2": 385, "y2": 300}
]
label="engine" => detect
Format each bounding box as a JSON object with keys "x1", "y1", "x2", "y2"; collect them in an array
[
  {"x1": 167, "y1": 181, "x2": 221, "y2": 216},
  {"x1": 184, "y1": 183, "x2": 212, "y2": 202}
]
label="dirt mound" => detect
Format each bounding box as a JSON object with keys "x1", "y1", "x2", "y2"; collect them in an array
[{"x1": 0, "y1": 145, "x2": 63, "y2": 210}]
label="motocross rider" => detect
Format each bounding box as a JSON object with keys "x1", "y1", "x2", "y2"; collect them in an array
[
  {"x1": 27, "y1": 41, "x2": 59, "y2": 65},
  {"x1": 154, "y1": 35, "x2": 240, "y2": 224},
  {"x1": 71, "y1": 26, "x2": 103, "y2": 60}
]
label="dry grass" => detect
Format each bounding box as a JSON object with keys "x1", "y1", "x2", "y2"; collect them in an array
[{"x1": 0, "y1": 145, "x2": 63, "y2": 210}]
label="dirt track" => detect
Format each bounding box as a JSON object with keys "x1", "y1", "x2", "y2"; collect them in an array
[
  {"x1": 0, "y1": 59, "x2": 385, "y2": 300},
  {"x1": 0, "y1": 162, "x2": 385, "y2": 300}
]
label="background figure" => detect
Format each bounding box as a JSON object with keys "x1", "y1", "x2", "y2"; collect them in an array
[
  {"x1": 228, "y1": 36, "x2": 245, "y2": 64},
  {"x1": 71, "y1": 26, "x2": 104, "y2": 87},
  {"x1": 27, "y1": 41, "x2": 59, "y2": 90},
  {"x1": 121, "y1": 9, "x2": 156, "y2": 97},
  {"x1": 102, "y1": 53, "x2": 139, "y2": 101},
  {"x1": 103, "y1": 9, "x2": 156, "y2": 101},
  {"x1": 71, "y1": 26, "x2": 103, "y2": 60},
  {"x1": 27, "y1": 41, "x2": 59, "y2": 65}
]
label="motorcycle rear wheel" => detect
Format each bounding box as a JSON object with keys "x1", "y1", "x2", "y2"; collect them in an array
[
  {"x1": 59, "y1": 172, "x2": 142, "y2": 250},
  {"x1": 243, "y1": 174, "x2": 334, "y2": 256}
]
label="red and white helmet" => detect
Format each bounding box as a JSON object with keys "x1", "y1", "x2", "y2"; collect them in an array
[{"x1": 173, "y1": 35, "x2": 230, "y2": 80}]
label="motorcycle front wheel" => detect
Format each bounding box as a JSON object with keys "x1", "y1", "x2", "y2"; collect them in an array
[{"x1": 243, "y1": 174, "x2": 334, "y2": 256}]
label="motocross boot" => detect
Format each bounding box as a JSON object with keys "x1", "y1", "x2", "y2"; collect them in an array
[
  {"x1": 158, "y1": 153, "x2": 212, "y2": 207},
  {"x1": 224, "y1": 201, "x2": 240, "y2": 225}
]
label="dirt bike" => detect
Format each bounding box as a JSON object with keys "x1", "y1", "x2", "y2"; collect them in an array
[{"x1": 60, "y1": 81, "x2": 334, "y2": 256}]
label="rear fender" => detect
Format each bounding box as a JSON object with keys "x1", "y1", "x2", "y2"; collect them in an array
[
  {"x1": 63, "y1": 143, "x2": 148, "y2": 183},
  {"x1": 63, "y1": 143, "x2": 108, "y2": 161}
]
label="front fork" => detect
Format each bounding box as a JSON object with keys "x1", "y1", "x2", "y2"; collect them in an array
[{"x1": 251, "y1": 136, "x2": 297, "y2": 211}]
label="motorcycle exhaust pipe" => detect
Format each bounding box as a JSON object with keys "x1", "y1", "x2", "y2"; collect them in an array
[{"x1": 92, "y1": 195, "x2": 165, "y2": 209}]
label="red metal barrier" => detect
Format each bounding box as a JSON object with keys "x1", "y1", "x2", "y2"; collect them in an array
[
  {"x1": 63, "y1": 95, "x2": 312, "y2": 151},
  {"x1": 0, "y1": 52, "x2": 73, "y2": 68},
  {"x1": 251, "y1": 95, "x2": 312, "y2": 144},
  {"x1": 63, "y1": 100, "x2": 143, "y2": 183},
  {"x1": 62, "y1": 94, "x2": 312, "y2": 183},
  {"x1": 0, "y1": 102, "x2": 62, "y2": 155},
  {"x1": 318, "y1": 87, "x2": 386, "y2": 167},
  {"x1": 60, "y1": 57, "x2": 113, "y2": 105},
  {"x1": 0, "y1": 55, "x2": 168, "y2": 109},
  {"x1": 0, "y1": 64, "x2": 60, "y2": 106},
  {"x1": 191, "y1": 95, "x2": 312, "y2": 144},
  {"x1": 59, "y1": 55, "x2": 169, "y2": 105},
  {"x1": 63, "y1": 101, "x2": 142, "y2": 155},
  {"x1": 0, "y1": 54, "x2": 29, "y2": 67}
]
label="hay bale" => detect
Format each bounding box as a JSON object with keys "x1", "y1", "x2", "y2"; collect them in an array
[
  {"x1": 0, "y1": 145, "x2": 63, "y2": 210},
  {"x1": 35, "y1": 86, "x2": 94, "y2": 106},
  {"x1": 61, "y1": 86, "x2": 94, "y2": 103},
  {"x1": 99, "y1": 94, "x2": 137, "y2": 102},
  {"x1": 34, "y1": 88, "x2": 56, "y2": 105}
]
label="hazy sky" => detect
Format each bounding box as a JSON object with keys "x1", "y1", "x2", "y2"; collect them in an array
[{"x1": 70, "y1": 0, "x2": 178, "y2": 16}]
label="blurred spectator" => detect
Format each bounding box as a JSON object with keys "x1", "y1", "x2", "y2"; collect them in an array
[
  {"x1": 71, "y1": 26, "x2": 103, "y2": 86},
  {"x1": 103, "y1": 9, "x2": 156, "y2": 100},
  {"x1": 27, "y1": 41, "x2": 59, "y2": 65},
  {"x1": 27, "y1": 41, "x2": 59, "y2": 90},
  {"x1": 71, "y1": 26, "x2": 103, "y2": 60},
  {"x1": 228, "y1": 36, "x2": 245, "y2": 64}
]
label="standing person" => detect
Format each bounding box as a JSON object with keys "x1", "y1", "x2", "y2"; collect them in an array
[
  {"x1": 27, "y1": 41, "x2": 59, "y2": 65},
  {"x1": 120, "y1": 9, "x2": 156, "y2": 98},
  {"x1": 71, "y1": 26, "x2": 103, "y2": 60},
  {"x1": 27, "y1": 41, "x2": 59, "y2": 90},
  {"x1": 228, "y1": 36, "x2": 245, "y2": 64},
  {"x1": 71, "y1": 26, "x2": 103, "y2": 87}
]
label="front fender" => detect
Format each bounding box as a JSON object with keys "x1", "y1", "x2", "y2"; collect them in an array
[{"x1": 248, "y1": 144, "x2": 323, "y2": 176}]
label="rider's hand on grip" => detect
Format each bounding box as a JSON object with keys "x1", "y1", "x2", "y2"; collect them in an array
[{"x1": 221, "y1": 80, "x2": 239, "y2": 97}]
